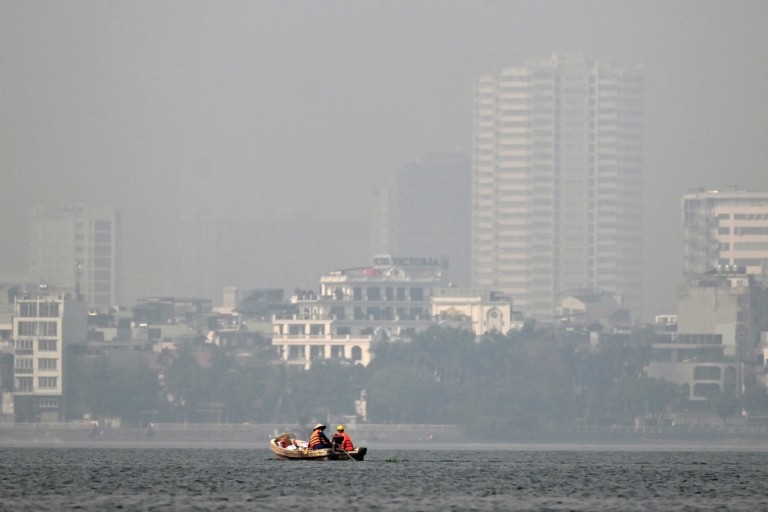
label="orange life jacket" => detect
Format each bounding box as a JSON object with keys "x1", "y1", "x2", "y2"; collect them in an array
[
  {"x1": 338, "y1": 432, "x2": 354, "y2": 451},
  {"x1": 308, "y1": 429, "x2": 330, "y2": 449}
]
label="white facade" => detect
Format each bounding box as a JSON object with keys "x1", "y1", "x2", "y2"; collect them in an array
[
  {"x1": 682, "y1": 190, "x2": 768, "y2": 279},
  {"x1": 431, "y1": 288, "x2": 513, "y2": 335},
  {"x1": 471, "y1": 53, "x2": 643, "y2": 320},
  {"x1": 271, "y1": 256, "x2": 445, "y2": 369},
  {"x1": 29, "y1": 205, "x2": 120, "y2": 311},
  {"x1": 12, "y1": 290, "x2": 87, "y2": 421}
]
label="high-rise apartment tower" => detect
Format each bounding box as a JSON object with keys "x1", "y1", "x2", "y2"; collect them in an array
[
  {"x1": 28, "y1": 205, "x2": 120, "y2": 311},
  {"x1": 471, "y1": 53, "x2": 643, "y2": 319}
]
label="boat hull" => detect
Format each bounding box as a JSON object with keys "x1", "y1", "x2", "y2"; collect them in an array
[{"x1": 270, "y1": 437, "x2": 366, "y2": 461}]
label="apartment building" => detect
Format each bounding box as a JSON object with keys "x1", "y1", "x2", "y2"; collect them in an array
[
  {"x1": 682, "y1": 190, "x2": 768, "y2": 279},
  {"x1": 472, "y1": 53, "x2": 643, "y2": 319},
  {"x1": 29, "y1": 205, "x2": 120, "y2": 311},
  {"x1": 12, "y1": 289, "x2": 87, "y2": 422}
]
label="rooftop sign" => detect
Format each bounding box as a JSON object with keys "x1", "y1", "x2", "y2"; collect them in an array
[{"x1": 373, "y1": 255, "x2": 445, "y2": 268}]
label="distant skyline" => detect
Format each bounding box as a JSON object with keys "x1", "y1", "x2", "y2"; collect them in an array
[{"x1": 2, "y1": 1, "x2": 768, "y2": 319}]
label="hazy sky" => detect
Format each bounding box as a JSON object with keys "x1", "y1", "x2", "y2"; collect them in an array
[{"x1": 2, "y1": 1, "x2": 768, "y2": 317}]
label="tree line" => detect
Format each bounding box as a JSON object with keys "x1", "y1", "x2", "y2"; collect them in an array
[{"x1": 64, "y1": 325, "x2": 768, "y2": 439}]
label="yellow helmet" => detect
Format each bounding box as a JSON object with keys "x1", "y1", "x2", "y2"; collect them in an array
[{"x1": 336, "y1": 425, "x2": 344, "y2": 431}]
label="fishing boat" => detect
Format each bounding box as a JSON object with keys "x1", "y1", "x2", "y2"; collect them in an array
[{"x1": 269, "y1": 432, "x2": 367, "y2": 461}]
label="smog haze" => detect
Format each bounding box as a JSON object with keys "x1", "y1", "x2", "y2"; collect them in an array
[{"x1": 2, "y1": 0, "x2": 767, "y2": 317}]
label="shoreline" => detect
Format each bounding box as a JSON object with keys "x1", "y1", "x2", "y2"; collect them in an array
[{"x1": 2, "y1": 423, "x2": 768, "y2": 449}]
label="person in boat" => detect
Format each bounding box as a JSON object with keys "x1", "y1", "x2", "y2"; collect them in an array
[
  {"x1": 308, "y1": 423, "x2": 332, "y2": 450},
  {"x1": 331, "y1": 424, "x2": 354, "y2": 451}
]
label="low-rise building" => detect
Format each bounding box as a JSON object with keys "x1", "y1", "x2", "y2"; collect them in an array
[
  {"x1": 431, "y1": 288, "x2": 513, "y2": 335},
  {"x1": 12, "y1": 288, "x2": 87, "y2": 422},
  {"x1": 646, "y1": 333, "x2": 738, "y2": 401},
  {"x1": 645, "y1": 267, "x2": 767, "y2": 403},
  {"x1": 271, "y1": 255, "x2": 446, "y2": 369}
]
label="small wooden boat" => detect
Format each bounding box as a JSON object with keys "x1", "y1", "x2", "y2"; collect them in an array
[{"x1": 270, "y1": 432, "x2": 367, "y2": 461}]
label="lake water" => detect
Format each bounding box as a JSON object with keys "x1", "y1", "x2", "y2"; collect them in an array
[{"x1": 1, "y1": 443, "x2": 768, "y2": 510}]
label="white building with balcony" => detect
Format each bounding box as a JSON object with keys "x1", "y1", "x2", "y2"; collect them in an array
[
  {"x1": 12, "y1": 289, "x2": 87, "y2": 422},
  {"x1": 271, "y1": 256, "x2": 446, "y2": 369}
]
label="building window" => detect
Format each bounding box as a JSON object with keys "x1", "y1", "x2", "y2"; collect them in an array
[
  {"x1": 287, "y1": 346, "x2": 305, "y2": 360},
  {"x1": 39, "y1": 397, "x2": 60, "y2": 408},
  {"x1": 351, "y1": 346, "x2": 362, "y2": 361},
  {"x1": 693, "y1": 366, "x2": 720, "y2": 380},
  {"x1": 693, "y1": 383, "x2": 720, "y2": 398},
  {"x1": 39, "y1": 339, "x2": 57, "y2": 351},
  {"x1": 39, "y1": 358, "x2": 58, "y2": 370},
  {"x1": 94, "y1": 245, "x2": 111, "y2": 257},
  {"x1": 94, "y1": 257, "x2": 111, "y2": 269},
  {"x1": 15, "y1": 358, "x2": 33, "y2": 371},
  {"x1": 18, "y1": 321, "x2": 37, "y2": 336},
  {"x1": 94, "y1": 282, "x2": 111, "y2": 293},
  {"x1": 39, "y1": 303, "x2": 60, "y2": 317},
  {"x1": 19, "y1": 303, "x2": 38, "y2": 317},
  {"x1": 16, "y1": 377, "x2": 33, "y2": 392},
  {"x1": 39, "y1": 322, "x2": 57, "y2": 336},
  {"x1": 94, "y1": 270, "x2": 111, "y2": 280},
  {"x1": 309, "y1": 346, "x2": 325, "y2": 361},
  {"x1": 734, "y1": 227, "x2": 768, "y2": 236},
  {"x1": 38, "y1": 377, "x2": 58, "y2": 389},
  {"x1": 17, "y1": 319, "x2": 55, "y2": 336},
  {"x1": 15, "y1": 338, "x2": 34, "y2": 352}
]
